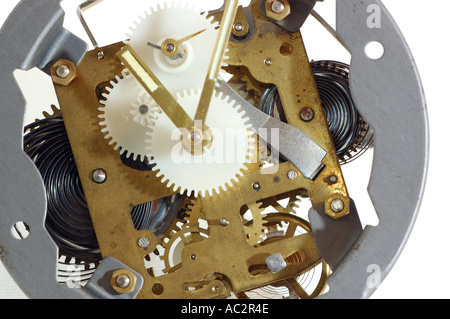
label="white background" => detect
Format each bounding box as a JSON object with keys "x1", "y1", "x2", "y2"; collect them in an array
[{"x1": 0, "y1": 0, "x2": 448, "y2": 299}]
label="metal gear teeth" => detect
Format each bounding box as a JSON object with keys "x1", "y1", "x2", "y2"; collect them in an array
[
  {"x1": 245, "y1": 201, "x2": 269, "y2": 246},
  {"x1": 42, "y1": 104, "x2": 61, "y2": 119}
]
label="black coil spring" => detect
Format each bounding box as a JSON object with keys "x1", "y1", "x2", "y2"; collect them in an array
[
  {"x1": 311, "y1": 60, "x2": 374, "y2": 163},
  {"x1": 24, "y1": 114, "x2": 101, "y2": 260},
  {"x1": 23, "y1": 113, "x2": 179, "y2": 261}
]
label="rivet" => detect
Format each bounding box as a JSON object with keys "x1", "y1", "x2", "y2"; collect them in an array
[
  {"x1": 138, "y1": 237, "x2": 150, "y2": 248},
  {"x1": 287, "y1": 171, "x2": 298, "y2": 180},
  {"x1": 220, "y1": 218, "x2": 230, "y2": 226},
  {"x1": 234, "y1": 23, "x2": 243, "y2": 32},
  {"x1": 92, "y1": 169, "x2": 107, "y2": 184},
  {"x1": 300, "y1": 107, "x2": 315, "y2": 122}
]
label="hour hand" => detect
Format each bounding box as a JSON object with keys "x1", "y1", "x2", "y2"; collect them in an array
[{"x1": 117, "y1": 44, "x2": 192, "y2": 130}]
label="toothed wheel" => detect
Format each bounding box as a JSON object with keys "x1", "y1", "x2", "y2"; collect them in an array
[
  {"x1": 98, "y1": 73, "x2": 159, "y2": 160},
  {"x1": 243, "y1": 202, "x2": 268, "y2": 246},
  {"x1": 126, "y1": 1, "x2": 220, "y2": 93},
  {"x1": 147, "y1": 89, "x2": 255, "y2": 197}
]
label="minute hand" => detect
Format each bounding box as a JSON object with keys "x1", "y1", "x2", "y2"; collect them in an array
[
  {"x1": 117, "y1": 44, "x2": 193, "y2": 130},
  {"x1": 194, "y1": 0, "x2": 239, "y2": 124}
]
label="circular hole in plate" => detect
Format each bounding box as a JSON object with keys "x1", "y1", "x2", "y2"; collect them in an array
[{"x1": 365, "y1": 41, "x2": 385, "y2": 60}]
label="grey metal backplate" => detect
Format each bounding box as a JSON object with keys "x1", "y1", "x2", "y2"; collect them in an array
[
  {"x1": 0, "y1": 0, "x2": 90, "y2": 299},
  {"x1": 318, "y1": 0, "x2": 428, "y2": 299}
]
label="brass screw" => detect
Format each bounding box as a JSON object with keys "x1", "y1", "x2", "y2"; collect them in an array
[
  {"x1": 326, "y1": 195, "x2": 350, "y2": 219},
  {"x1": 111, "y1": 268, "x2": 137, "y2": 295},
  {"x1": 265, "y1": 0, "x2": 291, "y2": 21},
  {"x1": 271, "y1": 1, "x2": 285, "y2": 14},
  {"x1": 56, "y1": 65, "x2": 70, "y2": 78},
  {"x1": 51, "y1": 59, "x2": 77, "y2": 86},
  {"x1": 115, "y1": 274, "x2": 131, "y2": 288},
  {"x1": 330, "y1": 198, "x2": 345, "y2": 213}
]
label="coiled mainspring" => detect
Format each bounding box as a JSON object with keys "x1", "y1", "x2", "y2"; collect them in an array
[
  {"x1": 23, "y1": 113, "x2": 180, "y2": 262},
  {"x1": 311, "y1": 60, "x2": 374, "y2": 164},
  {"x1": 258, "y1": 60, "x2": 374, "y2": 164}
]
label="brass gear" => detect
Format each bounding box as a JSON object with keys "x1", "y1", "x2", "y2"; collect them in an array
[
  {"x1": 156, "y1": 196, "x2": 208, "y2": 274},
  {"x1": 242, "y1": 202, "x2": 268, "y2": 246}
]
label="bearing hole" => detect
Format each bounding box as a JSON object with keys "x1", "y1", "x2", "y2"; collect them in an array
[{"x1": 280, "y1": 43, "x2": 293, "y2": 56}]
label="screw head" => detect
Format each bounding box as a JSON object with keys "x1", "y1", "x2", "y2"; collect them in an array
[
  {"x1": 220, "y1": 218, "x2": 230, "y2": 226},
  {"x1": 330, "y1": 199, "x2": 345, "y2": 213},
  {"x1": 115, "y1": 274, "x2": 131, "y2": 288},
  {"x1": 111, "y1": 268, "x2": 137, "y2": 294},
  {"x1": 264, "y1": 58, "x2": 272, "y2": 66},
  {"x1": 234, "y1": 23, "x2": 243, "y2": 32},
  {"x1": 271, "y1": 0, "x2": 285, "y2": 14},
  {"x1": 56, "y1": 64, "x2": 70, "y2": 78},
  {"x1": 287, "y1": 171, "x2": 298, "y2": 180},
  {"x1": 51, "y1": 59, "x2": 77, "y2": 86},
  {"x1": 252, "y1": 182, "x2": 261, "y2": 190},
  {"x1": 92, "y1": 169, "x2": 107, "y2": 184},
  {"x1": 300, "y1": 107, "x2": 315, "y2": 122}
]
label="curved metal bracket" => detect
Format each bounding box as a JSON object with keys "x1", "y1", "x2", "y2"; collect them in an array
[{"x1": 317, "y1": 0, "x2": 428, "y2": 299}]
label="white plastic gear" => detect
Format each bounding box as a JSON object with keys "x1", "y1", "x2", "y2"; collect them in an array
[
  {"x1": 147, "y1": 89, "x2": 255, "y2": 197},
  {"x1": 98, "y1": 73, "x2": 159, "y2": 161},
  {"x1": 130, "y1": 93, "x2": 158, "y2": 127},
  {"x1": 126, "y1": 1, "x2": 220, "y2": 94}
]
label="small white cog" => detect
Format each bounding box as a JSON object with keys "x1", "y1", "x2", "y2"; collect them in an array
[
  {"x1": 99, "y1": 73, "x2": 159, "y2": 161},
  {"x1": 126, "y1": 1, "x2": 219, "y2": 93},
  {"x1": 147, "y1": 89, "x2": 255, "y2": 197},
  {"x1": 130, "y1": 93, "x2": 158, "y2": 127}
]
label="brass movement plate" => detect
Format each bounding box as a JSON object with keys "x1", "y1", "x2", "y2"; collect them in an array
[{"x1": 51, "y1": 1, "x2": 349, "y2": 299}]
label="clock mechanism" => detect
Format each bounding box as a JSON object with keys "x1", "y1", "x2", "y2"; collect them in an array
[{"x1": 0, "y1": 0, "x2": 428, "y2": 299}]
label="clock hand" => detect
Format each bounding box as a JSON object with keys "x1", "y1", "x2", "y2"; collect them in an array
[
  {"x1": 147, "y1": 41, "x2": 185, "y2": 59},
  {"x1": 194, "y1": 0, "x2": 239, "y2": 124},
  {"x1": 174, "y1": 28, "x2": 207, "y2": 45},
  {"x1": 117, "y1": 44, "x2": 192, "y2": 130},
  {"x1": 147, "y1": 28, "x2": 207, "y2": 59}
]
